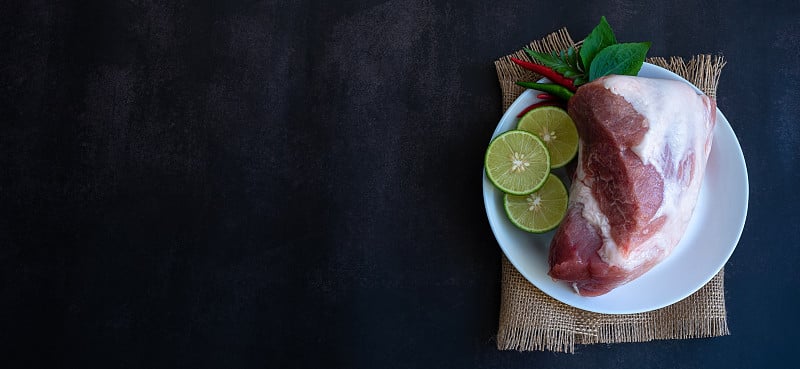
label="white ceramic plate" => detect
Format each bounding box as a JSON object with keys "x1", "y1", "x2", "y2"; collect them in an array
[{"x1": 482, "y1": 63, "x2": 749, "y2": 314}]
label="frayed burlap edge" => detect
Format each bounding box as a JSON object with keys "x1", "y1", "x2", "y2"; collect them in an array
[
  {"x1": 494, "y1": 29, "x2": 729, "y2": 353},
  {"x1": 648, "y1": 55, "x2": 727, "y2": 99}
]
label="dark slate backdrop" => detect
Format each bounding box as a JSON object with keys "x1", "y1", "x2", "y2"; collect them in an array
[{"x1": 2, "y1": 1, "x2": 798, "y2": 368}]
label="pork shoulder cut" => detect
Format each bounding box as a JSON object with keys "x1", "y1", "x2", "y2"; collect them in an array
[{"x1": 548, "y1": 75, "x2": 716, "y2": 296}]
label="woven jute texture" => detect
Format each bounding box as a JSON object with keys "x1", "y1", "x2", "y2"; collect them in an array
[{"x1": 494, "y1": 28, "x2": 729, "y2": 353}]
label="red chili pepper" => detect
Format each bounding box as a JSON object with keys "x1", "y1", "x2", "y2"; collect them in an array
[
  {"x1": 510, "y1": 57, "x2": 577, "y2": 92},
  {"x1": 516, "y1": 101, "x2": 564, "y2": 118},
  {"x1": 537, "y1": 93, "x2": 555, "y2": 100}
]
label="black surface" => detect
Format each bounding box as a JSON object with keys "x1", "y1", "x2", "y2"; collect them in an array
[{"x1": 2, "y1": 1, "x2": 799, "y2": 368}]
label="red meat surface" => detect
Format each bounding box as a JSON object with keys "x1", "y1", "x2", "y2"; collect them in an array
[{"x1": 548, "y1": 75, "x2": 716, "y2": 296}]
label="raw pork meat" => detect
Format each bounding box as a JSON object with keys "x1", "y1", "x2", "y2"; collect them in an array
[{"x1": 548, "y1": 75, "x2": 716, "y2": 296}]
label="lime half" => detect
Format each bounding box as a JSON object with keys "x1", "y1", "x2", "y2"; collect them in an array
[
  {"x1": 503, "y1": 173, "x2": 568, "y2": 233},
  {"x1": 484, "y1": 130, "x2": 550, "y2": 195},
  {"x1": 516, "y1": 106, "x2": 578, "y2": 168}
]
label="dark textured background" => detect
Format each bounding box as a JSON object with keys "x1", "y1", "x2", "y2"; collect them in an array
[{"x1": 1, "y1": 0, "x2": 798, "y2": 368}]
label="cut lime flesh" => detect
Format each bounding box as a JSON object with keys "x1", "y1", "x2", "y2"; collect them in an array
[
  {"x1": 516, "y1": 106, "x2": 579, "y2": 168},
  {"x1": 484, "y1": 130, "x2": 550, "y2": 195},
  {"x1": 503, "y1": 173, "x2": 568, "y2": 233}
]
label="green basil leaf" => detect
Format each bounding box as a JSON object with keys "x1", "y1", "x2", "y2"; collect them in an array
[
  {"x1": 524, "y1": 47, "x2": 587, "y2": 85},
  {"x1": 588, "y1": 42, "x2": 651, "y2": 81},
  {"x1": 580, "y1": 16, "x2": 617, "y2": 71},
  {"x1": 524, "y1": 48, "x2": 564, "y2": 69}
]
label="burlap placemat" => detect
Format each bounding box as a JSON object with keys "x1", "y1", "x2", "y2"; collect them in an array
[{"x1": 494, "y1": 28, "x2": 729, "y2": 353}]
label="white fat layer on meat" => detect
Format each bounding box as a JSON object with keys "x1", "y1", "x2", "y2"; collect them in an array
[
  {"x1": 576, "y1": 76, "x2": 713, "y2": 270},
  {"x1": 572, "y1": 167, "x2": 619, "y2": 263}
]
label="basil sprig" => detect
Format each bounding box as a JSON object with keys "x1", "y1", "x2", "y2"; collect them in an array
[
  {"x1": 579, "y1": 16, "x2": 617, "y2": 71},
  {"x1": 525, "y1": 16, "x2": 650, "y2": 87},
  {"x1": 587, "y1": 42, "x2": 651, "y2": 81}
]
